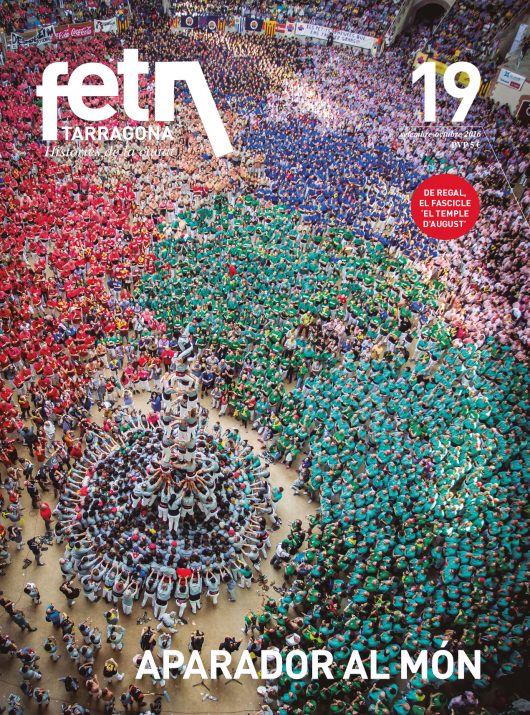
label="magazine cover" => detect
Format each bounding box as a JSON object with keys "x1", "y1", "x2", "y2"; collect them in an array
[{"x1": 0, "y1": 1, "x2": 528, "y2": 714}]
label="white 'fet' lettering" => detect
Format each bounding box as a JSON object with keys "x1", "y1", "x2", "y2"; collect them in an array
[{"x1": 37, "y1": 51, "x2": 233, "y2": 157}]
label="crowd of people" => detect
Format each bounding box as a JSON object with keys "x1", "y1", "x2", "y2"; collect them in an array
[
  {"x1": 239, "y1": 43, "x2": 530, "y2": 351},
  {"x1": 254, "y1": 339, "x2": 528, "y2": 713},
  {"x1": 165, "y1": 0, "x2": 530, "y2": 68},
  {"x1": 406, "y1": 0, "x2": 528, "y2": 78},
  {"x1": 0, "y1": 1, "x2": 528, "y2": 713},
  {"x1": 55, "y1": 359, "x2": 278, "y2": 615},
  {"x1": 167, "y1": 0, "x2": 401, "y2": 35},
  {"x1": 0, "y1": 0, "x2": 117, "y2": 34}
]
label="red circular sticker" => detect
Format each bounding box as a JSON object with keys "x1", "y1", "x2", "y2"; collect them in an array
[{"x1": 411, "y1": 174, "x2": 480, "y2": 240}]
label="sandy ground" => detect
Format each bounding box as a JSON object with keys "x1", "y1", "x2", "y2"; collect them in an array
[{"x1": 0, "y1": 392, "x2": 317, "y2": 714}]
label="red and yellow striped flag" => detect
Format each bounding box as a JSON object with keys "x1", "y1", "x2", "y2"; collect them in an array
[{"x1": 264, "y1": 19, "x2": 276, "y2": 37}]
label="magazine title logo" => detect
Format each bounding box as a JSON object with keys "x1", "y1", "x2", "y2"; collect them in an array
[{"x1": 37, "y1": 49, "x2": 233, "y2": 157}]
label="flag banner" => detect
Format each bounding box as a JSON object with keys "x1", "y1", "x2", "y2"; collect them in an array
[
  {"x1": 180, "y1": 14, "x2": 198, "y2": 29},
  {"x1": 478, "y1": 79, "x2": 491, "y2": 98},
  {"x1": 276, "y1": 22, "x2": 296, "y2": 35},
  {"x1": 10, "y1": 24, "x2": 54, "y2": 50},
  {"x1": 275, "y1": 22, "x2": 295, "y2": 35},
  {"x1": 264, "y1": 20, "x2": 276, "y2": 37},
  {"x1": 217, "y1": 18, "x2": 226, "y2": 33},
  {"x1": 53, "y1": 22, "x2": 94, "y2": 41},
  {"x1": 94, "y1": 17, "x2": 118, "y2": 34},
  {"x1": 295, "y1": 22, "x2": 331, "y2": 41},
  {"x1": 498, "y1": 67, "x2": 525, "y2": 91},
  {"x1": 334, "y1": 29, "x2": 377, "y2": 50},
  {"x1": 508, "y1": 22, "x2": 528, "y2": 56},
  {"x1": 116, "y1": 9, "x2": 130, "y2": 32},
  {"x1": 245, "y1": 17, "x2": 263, "y2": 32},
  {"x1": 295, "y1": 22, "x2": 376, "y2": 50},
  {"x1": 203, "y1": 15, "x2": 221, "y2": 32}
]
